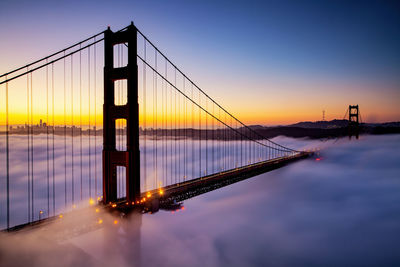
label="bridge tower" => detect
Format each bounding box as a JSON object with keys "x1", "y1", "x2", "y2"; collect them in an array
[
  {"x1": 348, "y1": 105, "x2": 359, "y2": 139},
  {"x1": 103, "y1": 23, "x2": 140, "y2": 204}
]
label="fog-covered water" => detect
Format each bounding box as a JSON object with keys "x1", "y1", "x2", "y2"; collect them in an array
[
  {"x1": 1, "y1": 134, "x2": 400, "y2": 267},
  {"x1": 0, "y1": 134, "x2": 298, "y2": 228}
]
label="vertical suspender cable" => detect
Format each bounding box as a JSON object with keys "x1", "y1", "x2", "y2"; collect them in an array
[
  {"x1": 212, "y1": 103, "x2": 215, "y2": 173},
  {"x1": 161, "y1": 61, "x2": 165, "y2": 185},
  {"x1": 27, "y1": 69, "x2": 31, "y2": 222},
  {"x1": 183, "y1": 78, "x2": 186, "y2": 180},
  {"x1": 155, "y1": 51, "x2": 158, "y2": 188},
  {"x1": 52, "y1": 63, "x2": 55, "y2": 216},
  {"x1": 94, "y1": 37, "x2": 97, "y2": 198},
  {"x1": 88, "y1": 46, "x2": 92, "y2": 199},
  {"x1": 164, "y1": 59, "x2": 168, "y2": 186},
  {"x1": 177, "y1": 69, "x2": 180, "y2": 182},
  {"x1": 219, "y1": 108, "x2": 221, "y2": 171},
  {"x1": 30, "y1": 72, "x2": 34, "y2": 221},
  {"x1": 152, "y1": 61, "x2": 155, "y2": 189},
  {"x1": 169, "y1": 68, "x2": 173, "y2": 185},
  {"x1": 241, "y1": 120, "x2": 243, "y2": 167},
  {"x1": 80, "y1": 45, "x2": 83, "y2": 201},
  {"x1": 174, "y1": 68, "x2": 177, "y2": 184},
  {"x1": 199, "y1": 90, "x2": 201, "y2": 177},
  {"x1": 191, "y1": 82, "x2": 194, "y2": 180},
  {"x1": 205, "y1": 97, "x2": 207, "y2": 175},
  {"x1": 71, "y1": 55, "x2": 74, "y2": 205},
  {"x1": 46, "y1": 61, "x2": 50, "y2": 216},
  {"x1": 5, "y1": 76, "x2": 10, "y2": 230},
  {"x1": 88, "y1": 46, "x2": 91, "y2": 199},
  {"x1": 165, "y1": 59, "x2": 168, "y2": 185},
  {"x1": 231, "y1": 116, "x2": 233, "y2": 168},
  {"x1": 155, "y1": 52, "x2": 158, "y2": 188},
  {"x1": 64, "y1": 52, "x2": 67, "y2": 208},
  {"x1": 143, "y1": 39, "x2": 147, "y2": 191}
]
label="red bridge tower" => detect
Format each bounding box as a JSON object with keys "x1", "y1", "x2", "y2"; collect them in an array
[{"x1": 103, "y1": 23, "x2": 140, "y2": 204}]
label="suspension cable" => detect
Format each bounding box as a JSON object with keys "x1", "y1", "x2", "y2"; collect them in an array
[
  {"x1": 136, "y1": 29, "x2": 297, "y2": 152},
  {"x1": 0, "y1": 38, "x2": 104, "y2": 86},
  {"x1": 137, "y1": 55, "x2": 294, "y2": 153},
  {"x1": 0, "y1": 31, "x2": 105, "y2": 79}
]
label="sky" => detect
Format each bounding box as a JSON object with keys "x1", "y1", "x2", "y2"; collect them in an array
[{"x1": 0, "y1": 0, "x2": 399, "y2": 124}]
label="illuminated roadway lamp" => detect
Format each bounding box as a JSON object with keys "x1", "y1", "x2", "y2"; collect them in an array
[
  {"x1": 159, "y1": 189, "x2": 164, "y2": 195},
  {"x1": 146, "y1": 192, "x2": 151, "y2": 198},
  {"x1": 59, "y1": 214, "x2": 63, "y2": 219},
  {"x1": 98, "y1": 219, "x2": 103, "y2": 224},
  {"x1": 89, "y1": 198, "x2": 95, "y2": 205},
  {"x1": 111, "y1": 204, "x2": 117, "y2": 208},
  {"x1": 113, "y1": 220, "x2": 118, "y2": 225}
]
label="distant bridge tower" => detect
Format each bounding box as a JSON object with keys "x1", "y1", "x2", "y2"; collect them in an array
[
  {"x1": 348, "y1": 105, "x2": 359, "y2": 139},
  {"x1": 103, "y1": 22, "x2": 140, "y2": 204}
]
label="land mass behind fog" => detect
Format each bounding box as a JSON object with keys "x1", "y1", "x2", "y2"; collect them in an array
[{"x1": 2, "y1": 119, "x2": 399, "y2": 139}]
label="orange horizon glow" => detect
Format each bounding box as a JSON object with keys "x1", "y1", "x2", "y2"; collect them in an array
[{"x1": 0, "y1": 107, "x2": 399, "y2": 127}]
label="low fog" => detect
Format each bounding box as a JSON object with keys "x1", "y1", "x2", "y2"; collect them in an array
[{"x1": 1, "y1": 134, "x2": 400, "y2": 266}]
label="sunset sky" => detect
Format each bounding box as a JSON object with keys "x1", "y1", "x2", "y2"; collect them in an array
[{"x1": 0, "y1": 0, "x2": 399, "y2": 125}]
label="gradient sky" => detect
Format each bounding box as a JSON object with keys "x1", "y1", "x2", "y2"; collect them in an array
[{"x1": 1, "y1": 0, "x2": 399, "y2": 124}]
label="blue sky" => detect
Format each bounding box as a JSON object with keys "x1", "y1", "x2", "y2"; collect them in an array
[{"x1": 1, "y1": 0, "x2": 399, "y2": 123}]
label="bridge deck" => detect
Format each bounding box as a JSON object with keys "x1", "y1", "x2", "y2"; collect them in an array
[{"x1": 113, "y1": 151, "x2": 314, "y2": 211}]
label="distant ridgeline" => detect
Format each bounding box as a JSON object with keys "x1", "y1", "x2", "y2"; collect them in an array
[
  {"x1": 1, "y1": 119, "x2": 399, "y2": 139},
  {"x1": 267, "y1": 120, "x2": 400, "y2": 139}
]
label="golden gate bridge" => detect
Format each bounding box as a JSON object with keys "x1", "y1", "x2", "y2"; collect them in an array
[{"x1": 0, "y1": 22, "x2": 312, "y2": 231}]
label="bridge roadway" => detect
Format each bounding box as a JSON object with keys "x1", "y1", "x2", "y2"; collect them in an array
[{"x1": 115, "y1": 151, "x2": 314, "y2": 212}]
